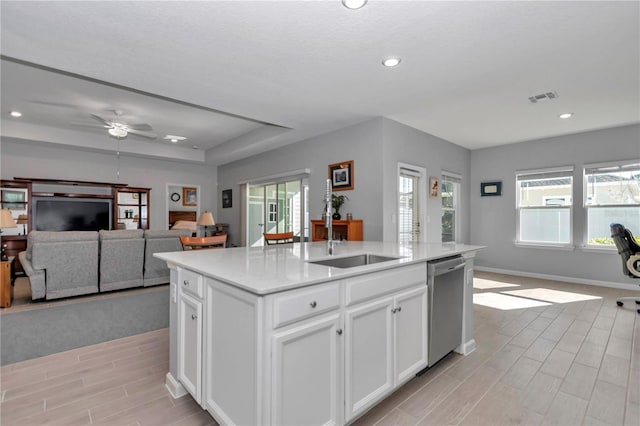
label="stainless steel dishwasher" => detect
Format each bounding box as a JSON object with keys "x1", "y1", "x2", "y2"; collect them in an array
[{"x1": 427, "y1": 255, "x2": 466, "y2": 367}]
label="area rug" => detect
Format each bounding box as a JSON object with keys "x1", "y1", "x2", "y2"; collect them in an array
[{"x1": 1, "y1": 287, "x2": 169, "y2": 366}]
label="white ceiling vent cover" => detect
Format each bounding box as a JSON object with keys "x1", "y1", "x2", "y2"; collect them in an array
[{"x1": 528, "y1": 91, "x2": 559, "y2": 104}]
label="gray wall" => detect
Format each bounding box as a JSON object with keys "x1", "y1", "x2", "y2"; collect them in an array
[
  {"x1": 470, "y1": 124, "x2": 640, "y2": 287},
  {"x1": 1, "y1": 138, "x2": 218, "y2": 229},
  {"x1": 217, "y1": 117, "x2": 472, "y2": 247},
  {"x1": 381, "y1": 118, "x2": 471, "y2": 243},
  {"x1": 217, "y1": 119, "x2": 385, "y2": 246}
]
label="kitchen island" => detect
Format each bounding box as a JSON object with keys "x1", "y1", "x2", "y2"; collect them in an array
[{"x1": 156, "y1": 241, "x2": 484, "y2": 425}]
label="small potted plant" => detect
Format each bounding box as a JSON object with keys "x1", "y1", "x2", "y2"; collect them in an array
[{"x1": 331, "y1": 193, "x2": 349, "y2": 220}]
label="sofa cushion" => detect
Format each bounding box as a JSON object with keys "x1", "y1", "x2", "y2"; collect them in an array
[
  {"x1": 26, "y1": 230, "x2": 98, "y2": 260},
  {"x1": 99, "y1": 229, "x2": 144, "y2": 240},
  {"x1": 144, "y1": 229, "x2": 191, "y2": 239}
]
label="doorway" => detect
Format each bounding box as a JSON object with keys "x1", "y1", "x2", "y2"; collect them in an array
[{"x1": 247, "y1": 178, "x2": 307, "y2": 247}]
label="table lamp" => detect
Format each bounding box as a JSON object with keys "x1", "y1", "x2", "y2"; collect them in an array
[
  {"x1": 198, "y1": 211, "x2": 215, "y2": 237},
  {"x1": 0, "y1": 208, "x2": 17, "y2": 261},
  {"x1": 16, "y1": 214, "x2": 28, "y2": 235}
]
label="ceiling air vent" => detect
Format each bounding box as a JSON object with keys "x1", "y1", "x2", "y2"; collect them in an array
[{"x1": 528, "y1": 91, "x2": 559, "y2": 104}]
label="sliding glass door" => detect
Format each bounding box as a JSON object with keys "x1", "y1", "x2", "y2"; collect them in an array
[{"x1": 247, "y1": 178, "x2": 307, "y2": 247}]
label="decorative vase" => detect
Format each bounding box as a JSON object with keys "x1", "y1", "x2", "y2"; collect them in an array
[{"x1": 332, "y1": 212, "x2": 341, "y2": 220}]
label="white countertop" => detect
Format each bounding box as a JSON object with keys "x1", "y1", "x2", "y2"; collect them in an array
[{"x1": 155, "y1": 241, "x2": 485, "y2": 295}]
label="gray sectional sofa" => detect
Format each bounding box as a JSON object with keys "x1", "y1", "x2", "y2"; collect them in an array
[{"x1": 18, "y1": 229, "x2": 190, "y2": 301}]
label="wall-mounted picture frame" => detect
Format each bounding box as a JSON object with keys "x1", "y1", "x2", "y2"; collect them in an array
[
  {"x1": 481, "y1": 181, "x2": 503, "y2": 196},
  {"x1": 222, "y1": 189, "x2": 232, "y2": 208},
  {"x1": 429, "y1": 177, "x2": 439, "y2": 198},
  {"x1": 183, "y1": 187, "x2": 198, "y2": 206},
  {"x1": 328, "y1": 160, "x2": 354, "y2": 191}
]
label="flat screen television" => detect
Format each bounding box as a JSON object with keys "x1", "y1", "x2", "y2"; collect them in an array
[{"x1": 33, "y1": 197, "x2": 112, "y2": 231}]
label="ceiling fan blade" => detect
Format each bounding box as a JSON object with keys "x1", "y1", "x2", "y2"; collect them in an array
[
  {"x1": 70, "y1": 121, "x2": 109, "y2": 129},
  {"x1": 127, "y1": 129, "x2": 157, "y2": 139},
  {"x1": 127, "y1": 123, "x2": 153, "y2": 132},
  {"x1": 90, "y1": 114, "x2": 113, "y2": 127}
]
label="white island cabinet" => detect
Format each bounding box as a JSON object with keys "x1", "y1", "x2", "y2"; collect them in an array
[{"x1": 158, "y1": 241, "x2": 484, "y2": 425}]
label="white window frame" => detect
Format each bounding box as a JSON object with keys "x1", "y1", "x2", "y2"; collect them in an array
[
  {"x1": 583, "y1": 159, "x2": 640, "y2": 249},
  {"x1": 441, "y1": 171, "x2": 461, "y2": 243},
  {"x1": 397, "y1": 163, "x2": 427, "y2": 243},
  {"x1": 515, "y1": 166, "x2": 574, "y2": 249}
]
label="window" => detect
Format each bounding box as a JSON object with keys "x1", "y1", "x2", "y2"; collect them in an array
[
  {"x1": 398, "y1": 167, "x2": 421, "y2": 242},
  {"x1": 584, "y1": 160, "x2": 640, "y2": 247},
  {"x1": 516, "y1": 167, "x2": 573, "y2": 246},
  {"x1": 442, "y1": 172, "x2": 461, "y2": 242}
]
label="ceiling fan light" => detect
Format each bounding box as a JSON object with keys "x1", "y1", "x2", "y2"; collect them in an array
[{"x1": 108, "y1": 127, "x2": 127, "y2": 138}]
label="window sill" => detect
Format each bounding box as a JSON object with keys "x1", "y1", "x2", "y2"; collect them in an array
[
  {"x1": 580, "y1": 245, "x2": 618, "y2": 253},
  {"x1": 514, "y1": 242, "x2": 575, "y2": 251}
]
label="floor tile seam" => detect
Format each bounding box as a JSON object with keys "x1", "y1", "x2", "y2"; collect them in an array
[
  {"x1": 89, "y1": 392, "x2": 170, "y2": 424},
  {"x1": 398, "y1": 375, "x2": 464, "y2": 426},
  {"x1": 2, "y1": 378, "x2": 84, "y2": 407},
  {"x1": 405, "y1": 355, "x2": 463, "y2": 397},
  {"x1": 39, "y1": 383, "x2": 129, "y2": 416},
  {"x1": 446, "y1": 366, "x2": 507, "y2": 426}
]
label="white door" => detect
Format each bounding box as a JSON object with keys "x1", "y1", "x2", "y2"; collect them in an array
[
  {"x1": 344, "y1": 297, "x2": 394, "y2": 422},
  {"x1": 178, "y1": 292, "x2": 202, "y2": 403},
  {"x1": 393, "y1": 286, "x2": 428, "y2": 384},
  {"x1": 271, "y1": 312, "x2": 342, "y2": 426}
]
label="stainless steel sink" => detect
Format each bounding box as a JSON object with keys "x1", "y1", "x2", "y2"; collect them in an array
[{"x1": 309, "y1": 254, "x2": 400, "y2": 268}]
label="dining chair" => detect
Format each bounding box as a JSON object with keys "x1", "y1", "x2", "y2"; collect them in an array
[
  {"x1": 180, "y1": 234, "x2": 228, "y2": 250},
  {"x1": 263, "y1": 231, "x2": 294, "y2": 245}
]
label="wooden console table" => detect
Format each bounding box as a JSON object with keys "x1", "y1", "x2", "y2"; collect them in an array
[
  {"x1": 311, "y1": 219, "x2": 363, "y2": 241},
  {"x1": 0, "y1": 256, "x2": 16, "y2": 308}
]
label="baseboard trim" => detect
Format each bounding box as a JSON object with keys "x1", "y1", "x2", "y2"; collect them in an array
[
  {"x1": 456, "y1": 339, "x2": 476, "y2": 356},
  {"x1": 475, "y1": 266, "x2": 639, "y2": 291},
  {"x1": 165, "y1": 372, "x2": 187, "y2": 399}
]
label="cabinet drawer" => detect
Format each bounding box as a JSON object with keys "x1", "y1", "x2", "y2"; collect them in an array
[
  {"x1": 273, "y1": 283, "x2": 340, "y2": 328},
  {"x1": 178, "y1": 268, "x2": 203, "y2": 298},
  {"x1": 345, "y1": 263, "x2": 426, "y2": 306}
]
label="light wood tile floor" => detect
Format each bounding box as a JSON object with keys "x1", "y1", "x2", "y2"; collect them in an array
[{"x1": 1, "y1": 272, "x2": 638, "y2": 425}]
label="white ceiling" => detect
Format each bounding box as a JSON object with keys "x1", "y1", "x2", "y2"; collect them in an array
[{"x1": 1, "y1": 1, "x2": 638, "y2": 165}]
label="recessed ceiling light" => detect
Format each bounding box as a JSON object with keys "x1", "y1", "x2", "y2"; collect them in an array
[
  {"x1": 10, "y1": 111, "x2": 22, "y2": 117},
  {"x1": 342, "y1": 0, "x2": 367, "y2": 10},
  {"x1": 382, "y1": 57, "x2": 401, "y2": 67},
  {"x1": 163, "y1": 135, "x2": 187, "y2": 143},
  {"x1": 559, "y1": 113, "x2": 573, "y2": 119}
]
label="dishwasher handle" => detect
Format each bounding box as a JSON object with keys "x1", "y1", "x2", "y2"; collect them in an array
[{"x1": 428, "y1": 256, "x2": 466, "y2": 277}]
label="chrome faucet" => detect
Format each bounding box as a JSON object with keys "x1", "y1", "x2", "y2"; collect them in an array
[{"x1": 325, "y1": 179, "x2": 334, "y2": 255}]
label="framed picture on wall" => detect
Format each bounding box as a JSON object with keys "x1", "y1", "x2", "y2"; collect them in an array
[
  {"x1": 328, "y1": 160, "x2": 354, "y2": 191},
  {"x1": 429, "y1": 177, "x2": 439, "y2": 198},
  {"x1": 222, "y1": 189, "x2": 232, "y2": 208},
  {"x1": 183, "y1": 187, "x2": 198, "y2": 206},
  {"x1": 481, "y1": 181, "x2": 503, "y2": 196}
]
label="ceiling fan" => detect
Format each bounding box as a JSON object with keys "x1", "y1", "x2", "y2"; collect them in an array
[{"x1": 89, "y1": 113, "x2": 157, "y2": 140}]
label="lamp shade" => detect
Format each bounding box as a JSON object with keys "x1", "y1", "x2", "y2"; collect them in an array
[
  {"x1": 16, "y1": 214, "x2": 28, "y2": 225},
  {"x1": 198, "y1": 212, "x2": 215, "y2": 226},
  {"x1": 0, "y1": 209, "x2": 17, "y2": 229}
]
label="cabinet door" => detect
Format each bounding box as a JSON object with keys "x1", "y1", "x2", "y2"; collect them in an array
[
  {"x1": 393, "y1": 286, "x2": 428, "y2": 384},
  {"x1": 178, "y1": 292, "x2": 202, "y2": 403},
  {"x1": 271, "y1": 312, "x2": 342, "y2": 426},
  {"x1": 344, "y1": 297, "x2": 394, "y2": 422}
]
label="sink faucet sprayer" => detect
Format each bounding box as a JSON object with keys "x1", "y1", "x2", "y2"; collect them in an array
[{"x1": 325, "y1": 179, "x2": 334, "y2": 255}]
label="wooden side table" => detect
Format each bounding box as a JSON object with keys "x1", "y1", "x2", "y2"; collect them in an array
[{"x1": 0, "y1": 256, "x2": 16, "y2": 308}]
